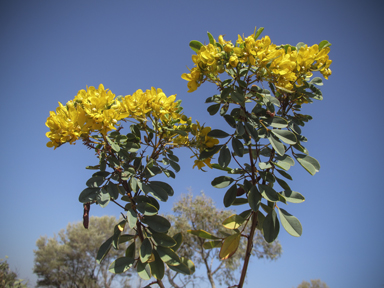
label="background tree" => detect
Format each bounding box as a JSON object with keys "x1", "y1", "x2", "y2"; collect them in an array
[
  {"x1": 296, "y1": 279, "x2": 330, "y2": 288},
  {"x1": 33, "y1": 216, "x2": 131, "y2": 288},
  {"x1": 165, "y1": 192, "x2": 282, "y2": 288},
  {"x1": 0, "y1": 257, "x2": 28, "y2": 288}
]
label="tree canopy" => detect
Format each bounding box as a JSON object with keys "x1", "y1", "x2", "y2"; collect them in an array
[
  {"x1": 166, "y1": 192, "x2": 282, "y2": 287},
  {"x1": 33, "y1": 215, "x2": 131, "y2": 288}
]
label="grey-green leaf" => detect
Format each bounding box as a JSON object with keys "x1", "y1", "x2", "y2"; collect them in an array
[
  {"x1": 267, "y1": 134, "x2": 285, "y2": 156},
  {"x1": 140, "y1": 238, "x2": 153, "y2": 263},
  {"x1": 211, "y1": 176, "x2": 234, "y2": 188},
  {"x1": 208, "y1": 129, "x2": 230, "y2": 138},
  {"x1": 271, "y1": 129, "x2": 297, "y2": 145},
  {"x1": 263, "y1": 209, "x2": 280, "y2": 243},
  {"x1": 143, "y1": 215, "x2": 171, "y2": 233},
  {"x1": 109, "y1": 257, "x2": 135, "y2": 274},
  {"x1": 218, "y1": 145, "x2": 231, "y2": 168},
  {"x1": 223, "y1": 184, "x2": 238, "y2": 207},
  {"x1": 232, "y1": 138, "x2": 244, "y2": 157},
  {"x1": 248, "y1": 185, "x2": 261, "y2": 212},
  {"x1": 258, "y1": 184, "x2": 279, "y2": 202},
  {"x1": 295, "y1": 154, "x2": 320, "y2": 176},
  {"x1": 278, "y1": 208, "x2": 302, "y2": 237}
]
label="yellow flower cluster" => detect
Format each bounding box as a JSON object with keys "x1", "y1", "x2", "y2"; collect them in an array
[
  {"x1": 46, "y1": 85, "x2": 184, "y2": 149},
  {"x1": 171, "y1": 121, "x2": 219, "y2": 169},
  {"x1": 182, "y1": 31, "x2": 332, "y2": 92},
  {"x1": 46, "y1": 84, "x2": 123, "y2": 149}
]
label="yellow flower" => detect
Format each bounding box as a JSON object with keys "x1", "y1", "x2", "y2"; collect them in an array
[
  {"x1": 229, "y1": 55, "x2": 239, "y2": 67},
  {"x1": 193, "y1": 158, "x2": 213, "y2": 170}
]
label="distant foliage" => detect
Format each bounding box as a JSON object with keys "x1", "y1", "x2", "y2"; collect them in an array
[
  {"x1": 33, "y1": 216, "x2": 131, "y2": 288},
  {"x1": 0, "y1": 257, "x2": 28, "y2": 288},
  {"x1": 297, "y1": 279, "x2": 330, "y2": 288},
  {"x1": 166, "y1": 192, "x2": 282, "y2": 288}
]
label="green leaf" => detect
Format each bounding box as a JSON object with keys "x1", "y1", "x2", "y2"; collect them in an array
[
  {"x1": 236, "y1": 122, "x2": 245, "y2": 136},
  {"x1": 271, "y1": 129, "x2": 297, "y2": 145},
  {"x1": 143, "y1": 182, "x2": 168, "y2": 202},
  {"x1": 169, "y1": 160, "x2": 180, "y2": 173},
  {"x1": 152, "y1": 233, "x2": 177, "y2": 247},
  {"x1": 267, "y1": 134, "x2": 285, "y2": 156},
  {"x1": 136, "y1": 202, "x2": 158, "y2": 216},
  {"x1": 232, "y1": 138, "x2": 244, "y2": 157},
  {"x1": 137, "y1": 260, "x2": 151, "y2": 280},
  {"x1": 149, "y1": 250, "x2": 164, "y2": 280},
  {"x1": 109, "y1": 257, "x2": 135, "y2": 274},
  {"x1": 263, "y1": 95, "x2": 280, "y2": 107},
  {"x1": 222, "y1": 214, "x2": 245, "y2": 229},
  {"x1": 156, "y1": 246, "x2": 181, "y2": 266},
  {"x1": 107, "y1": 182, "x2": 119, "y2": 200},
  {"x1": 219, "y1": 233, "x2": 240, "y2": 260},
  {"x1": 106, "y1": 136, "x2": 120, "y2": 152},
  {"x1": 276, "y1": 169, "x2": 293, "y2": 180},
  {"x1": 208, "y1": 129, "x2": 230, "y2": 138},
  {"x1": 239, "y1": 209, "x2": 252, "y2": 219},
  {"x1": 256, "y1": 211, "x2": 265, "y2": 232},
  {"x1": 296, "y1": 42, "x2": 305, "y2": 50},
  {"x1": 96, "y1": 236, "x2": 113, "y2": 264},
  {"x1": 86, "y1": 176, "x2": 104, "y2": 188},
  {"x1": 188, "y1": 229, "x2": 220, "y2": 240},
  {"x1": 259, "y1": 162, "x2": 272, "y2": 169},
  {"x1": 127, "y1": 209, "x2": 137, "y2": 229},
  {"x1": 232, "y1": 198, "x2": 249, "y2": 205},
  {"x1": 310, "y1": 77, "x2": 323, "y2": 86},
  {"x1": 259, "y1": 184, "x2": 279, "y2": 202},
  {"x1": 143, "y1": 215, "x2": 171, "y2": 233},
  {"x1": 224, "y1": 114, "x2": 236, "y2": 128},
  {"x1": 124, "y1": 241, "x2": 135, "y2": 258},
  {"x1": 295, "y1": 154, "x2": 320, "y2": 176},
  {"x1": 248, "y1": 185, "x2": 261, "y2": 212},
  {"x1": 167, "y1": 262, "x2": 191, "y2": 275},
  {"x1": 151, "y1": 181, "x2": 174, "y2": 197},
  {"x1": 263, "y1": 116, "x2": 288, "y2": 128},
  {"x1": 244, "y1": 122, "x2": 259, "y2": 141},
  {"x1": 119, "y1": 234, "x2": 135, "y2": 244},
  {"x1": 96, "y1": 188, "x2": 110, "y2": 208},
  {"x1": 319, "y1": 40, "x2": 332, "y2": 50},
  {"x1": 221, "y1": 87, "x2": 232, "y2": 99},
  {"x1": 189, "y1": 40, "x2": 203, "y2": 53},
  {"x1": 281, "y1": 190, "x2": 305, "y2": 203},
  {"x1": 140, "y1": 238, "x2": 153, "y2": 263},
  {"x1": 79, "y1": 187, "x2": 99, "y2": 203},
  {"x1": 211, "y1": 176, "x2": 234, "y2": 188},
  {"x1": 276, "y1": 177, "x2": 291, "y2": 191},
  {"x1": 263, "y1": 209, "x2": 280, "y2": 243},
  {"x1": 199, "y1": 145, "x2": 222, "y2": 160},
  {"x1": 203, "y1": 240, "x2": 222, "y2": 249},
  {"x1": 172, "y1": 233, "x2": 183, "y2": 252},
  {"x1": 168, "y1": 154, "x2": 179, "y2": 162},
  {"x1": 207, "y1": 103, "x2": 220, "y2": 116},
  {"x1": 223, "y1": 184, "x2": 238, "y2": 208},
  {"x1": 231, "y1": 90, "x2": 245, "y2": 104},
  {"x1": 207, "y1": 31, "x2": 215, "y2": 44},
  {"x1": 254, "y1": 27, "x2": 264, "y2": 39},
  {"x1": 278, "y1": 208, "x2": 302, "y2": 237},
  {"x1": 218, "y1": 145, "x2": 231, "y2": 168}
]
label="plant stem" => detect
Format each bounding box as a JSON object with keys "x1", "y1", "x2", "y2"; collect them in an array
[{"x1": 237, "y1": 211, "x2": 258, "y2": 288}]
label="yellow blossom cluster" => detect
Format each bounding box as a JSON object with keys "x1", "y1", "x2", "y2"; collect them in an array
[
  {"x1": 171, "y1": 121, "x2": 219, "y2": 169},
  {"x1": 182, "y1": 31, "x2": 332, "y2": 92},
  {"x1": 45, "y1": 85, "x2": 185, "y2": 149}
]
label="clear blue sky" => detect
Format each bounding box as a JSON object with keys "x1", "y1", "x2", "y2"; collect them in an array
[{"x1": 1, "y1": 0, "x2": 383, "y2": 287}]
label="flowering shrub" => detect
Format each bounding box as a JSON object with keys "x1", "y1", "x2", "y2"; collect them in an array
[{"x1": 46, "y1": 27, "x2": 332, "y2": 288}]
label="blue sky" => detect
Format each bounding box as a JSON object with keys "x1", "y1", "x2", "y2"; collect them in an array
[{"x1": 1, "y1": 0, "x2": 383, "y2": 287}]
